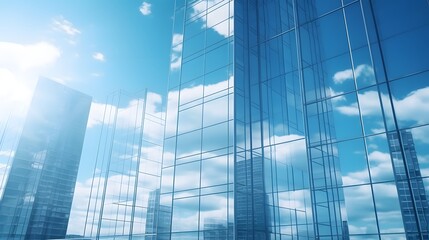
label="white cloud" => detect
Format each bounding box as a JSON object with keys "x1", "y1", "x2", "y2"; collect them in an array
[
  {"x1": 190, "y1": 0, "x2": 232, "y2": 38},
  {"x1": 333, "y1": 68, "x2": 353, "y2": 84},
  {"x1": 172, "y1": 34, "x2": 183, "y2": 51},
  {"x1": 336, "y1": 87, "x2": 429, "y2": 132},
  {"x1": 336, "y1": 104, "x2": 360, "y2": 116},
  {"x1": 92, "y1": 52, "x2": 105, "y2": 62},
  {"x1": 86, "y1": 91, "x2": 164, "y2": 146},
  {"x1": 327, "y1": 87, "x2": 345, "y2": 102},
  {"x1": 0, "y1": 41, "x2": 61, "y2": 70},
  {"x1": 0, "y1": 44, "x2": 53, "y2": 154},
  {"x1": 139, "y1": 2, "x2": 152, "y2": 16},
  {"x1": 52, "y1": 16, "x2": 81, "y2": 36},
  {"x1": 170, "y1": 53, "x2": 182, "y2": 71},
  {"x1": 0, "y1": 69, "x2": 32, "y2": 107},
  {"x1": 333, "y1": 64, "x2": 374, "y2": 84},
  {"x1": 0, "y1": 150, "x2": 14, "y2": 158},
  {"x1": 0, "y1": 162, "x2": 10, "y2": 198},
  {"x1": 170, "y1": 33, "x2": 183, "y2": 71},
  {"x1": 165, "y1": 77, "x2": 233, "y2": 137}
]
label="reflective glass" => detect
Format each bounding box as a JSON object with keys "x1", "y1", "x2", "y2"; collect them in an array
[{"x1": 343, "y1": 185, "x2": 378, "y2": 234}]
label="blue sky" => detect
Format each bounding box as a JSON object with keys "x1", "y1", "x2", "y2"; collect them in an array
[
  {"x1": 0, "y1": 1, "x2": 174, "y2": 99},
  {"x1": 1, "y1": 0, "x2": 429, "y2": 237},
  {"x1": 0, "y1": 1, "x2": 175, "y2": 182}
]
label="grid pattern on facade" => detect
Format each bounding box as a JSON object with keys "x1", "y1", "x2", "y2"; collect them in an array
[
  {"x1": 0, "y1": 78, "x2": 92, "y2": 240},
  {"x1": 83, "y1": 90, "x2": 165, "y2": 239}
]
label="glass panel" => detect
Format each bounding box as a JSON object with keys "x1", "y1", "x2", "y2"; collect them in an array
[
  {"x1": 351, "y1": 46, "x2": 376, "y2": 89},
  {"x1": 343, "y1": 185, "x2": 378, "y2": 234},
  {"x1": 389, "y1": 73, "x2": 429, "y2": 129},
  {"x1": 357, "y1": 85, "x2": 385, "y2": 136},
  {"x1": 382, "y1": 26, "x2": 429, "y2": 80},
  {"x1": 199, "y1": 193, "x2": 228, "y2": 228},
  {"x1": 171, "y1": 197, "x2": 199, "y2": 232},
  {"x1": 366, "y1": 133, "x2": 395, "y2": 183},
  {"x1": 337, "y1": 138, "x2": 370, "y2": 186},
  {"x1": 176, "y1": 130, "x2": 201, "y2": 157},
  {"x1": 178, "y1": 104, "x2": 202, "y2": 134},
  {"x1": 203, "y1": 95, "x2": 229, "y2": 127},
  {"x1": 181, "y1": 55, "x2": 205, "y2": 83},
  {"x1": 409, "y1": 125, "x2": 429, "y2": 178},
  {"x1": 300, "y1": 10, "x2": 349, "y2": 64},
  {"x1": 372, "y1": 183, "x2": 405, "y2": 234},
  {"x1": 174, "y1": 161, "x2": 200, "y2": 191},
  {"x1": 205, "y1": 43, "x2": 230, "y2": 73},
  {"x1": 298, "y1": 0, "x2": 342, "y2": 23},
  {"x1": 344, "y1": 2, "x2": 368, "y2": 50},
  {"x1": 183, "y1": 32, "x2": 205, "y2": 58},
  {"x1": 331, "y1": 92, "x2": 363, "y2": 141},
  {"x1": 372, "y1": 0, "x2": 429, "y2": 40},
  {"x1": 202, "y1": 122, "x2": 229, "y2": 152}
]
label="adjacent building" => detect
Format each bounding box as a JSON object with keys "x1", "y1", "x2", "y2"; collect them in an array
[
  {"x1": 161, "y1": 0, "x2": 429, "y2": 239},
  {"x1": 0, "y1": 78, "x2": 92, "y2": 239},
  {"x1": 83, "y1": 90, "x2": 165, "y2": 239},
  {"x1": 389, "y1": 130, "x2": 429, "y2": 239}
]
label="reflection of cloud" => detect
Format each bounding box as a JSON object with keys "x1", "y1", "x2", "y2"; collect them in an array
[
  {"x1": 0, "y1": 162, "x2": 11, "y2": 198},
  {"x1": 92, "y1": 52, "x2": 105, "y2": 62},
  {"x1": 336, "y1": 87, "x2": 429, "y2": 138},
  {"x1": 327, "y1": 87, "x2": 345, "y2": 102},
  {"x1": 333, "y1": 64, "x2": 374, "y2": 84},
  {"x1": 166, "y1": 77, "x2": 231, "y2": 136},
  {"x1": 191, "y1": 0, "x2": 232, "y2": 38},
  {"x1": 139, "y1": 2, "x2": 152, "y2": 16},
  {"x1": 268, "y1": 134, "x2": 307, "y2": 170},
  {"x1": 170, "y1": 33, "x2": 183, "y2": 71},
  {"x1": 0, "y1": 150, "x2": 14, "y2": 158},
  {"x1": 52, "y1": 16, "x2": 81, "y2": 36},
  {"x1": 87, "y1": 92, "x2": 163, "y2": 129},
  {"x1": 336, "y1": 91, "x2": 388, "y2": 116},
  {"x1": 69, "y1": 168, "x2": 162, "y2": 235},
  {"x1": 394, "y1": 87, "x2": 429, "y2": 125},
  {"x1": 342, "y1": 150, "x2": 392, "y2": 186},
  {"x1": 342, "y1": 183, "x2": 403, "y2": 235},
  {"x1": 0, "y1": 41, "x2": 61, "y2": 70}
]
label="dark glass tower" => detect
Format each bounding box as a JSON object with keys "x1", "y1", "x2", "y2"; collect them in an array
[
  {"x1": 162, "y1": 0, "x2": 429, "y2": 239},
  {"x1": 0, "y1": 78, "x2": 91, "y2": 239},
  {"x1": 388, "y1": 130, "x2": 429, "y2": 239}
]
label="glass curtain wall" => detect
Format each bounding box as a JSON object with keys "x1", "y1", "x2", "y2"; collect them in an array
[
  {"x1": 161, "y1": 0, "x2": 234, "y2": 239},
  {"x1": 297, "y1": 0, "x2": 429, "y2": 239},
  {"x1": 83, "y1": 90, "x2": 165, "y2": 239},
  {"x1": 234, "y1": 0, "x2": 313, "y2": 239},
  {"x1": 165, "y1": 0, "x2": 429, "y2": 239},
  {"x1": 0, "y1": 78, "x2": 92, "y2": 240}
]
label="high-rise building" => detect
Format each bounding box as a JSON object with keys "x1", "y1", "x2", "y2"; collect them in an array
[
  {"x1": 83, "y1": 90, "x2": 165, "y2": 239},
  {"x1": 145, "y1": 189, "x2": 172, "y2": 240},
  {"x1": 161, "y1": 0, "x2": 429, "y2": 239},
  {"x1": 0, "y1": 78, "x2": 92, "y2": 239},
  {"x1": 388, "y1": 130, "x2": 429, "y2": 239}
]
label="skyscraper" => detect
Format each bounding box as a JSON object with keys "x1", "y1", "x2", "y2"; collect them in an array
[
  {"x1": 83, "y1": 90, "x2": 165, "y2": 239},
  {"x1": 0, "y1": 78, "x2": 92, "y2": 239},
  {"x1": 388, "y1": 130, "x2": 429, "y2": 239},
  {"x1": 162, "y1": 0, "x2": 429, "y2": 239}
]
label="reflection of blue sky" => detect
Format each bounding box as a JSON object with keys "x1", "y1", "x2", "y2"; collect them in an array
[{"x1": 326, "y1": 63, "x2": 429, "y2": 235}]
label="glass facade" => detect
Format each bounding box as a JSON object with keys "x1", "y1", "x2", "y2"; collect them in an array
[
  {"x1": 83, "y1": 90, "x2": 165, "y2": 239},
  {"x1": 162, "y1": 0, "x2": 429, "y2": 239},
  {"x1": 0, "y1": 78, "x2": 92, "y2": 239}
]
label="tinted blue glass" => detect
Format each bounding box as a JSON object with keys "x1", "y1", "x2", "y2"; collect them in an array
[
  {"x1": 372, "y1": 0, "x2": 429, "y2": 40},
  {"x1": 382, "y1": 26, "x2": 429, "y2": 80},
  {"x1": 0, "y1": 79, "x2": 91, "y2": 239}
]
